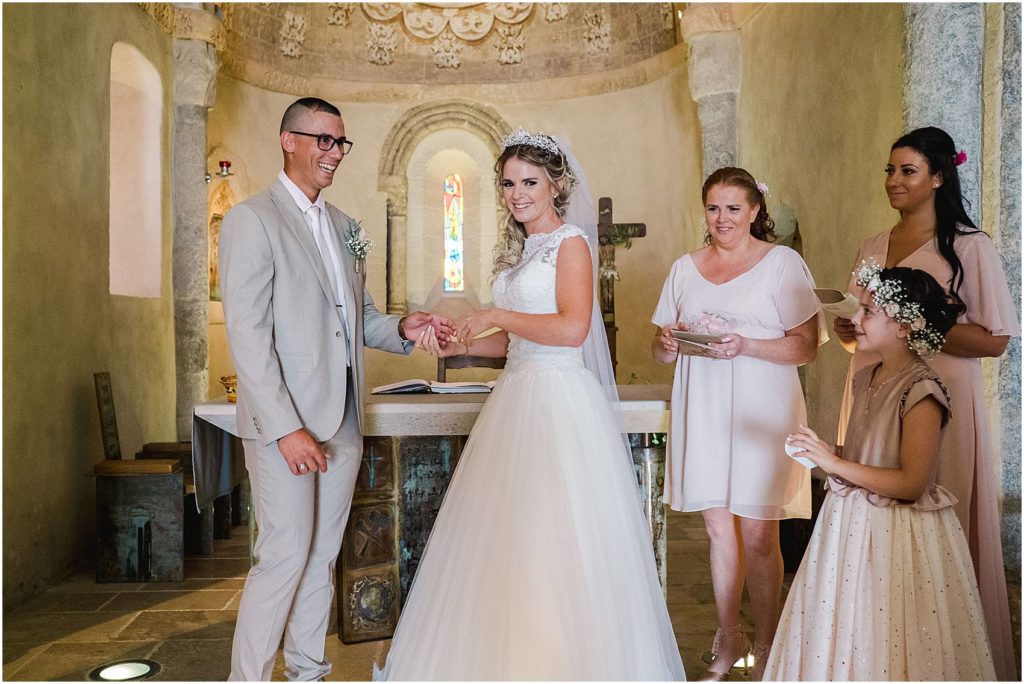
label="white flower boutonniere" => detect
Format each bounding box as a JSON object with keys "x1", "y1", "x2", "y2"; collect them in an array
[{"x1": 344, "y1": 219, "x2": 374, "y2": 273}]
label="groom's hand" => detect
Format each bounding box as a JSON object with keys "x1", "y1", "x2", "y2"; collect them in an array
[
  {"x1": 278, "y1": 428, "x2": 328, "y2": 475},
  {"x1": 400, "y1": 312, "x2": 457, "y2": 347}
]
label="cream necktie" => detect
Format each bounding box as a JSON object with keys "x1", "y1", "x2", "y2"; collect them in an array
[
  {"x1": 309, "y1": 206, "x2": 340, "y2": 305},
  {"x1": 309, "y1": 206, "x2": 351, "y2": 365}
]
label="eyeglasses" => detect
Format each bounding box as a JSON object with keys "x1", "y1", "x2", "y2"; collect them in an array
[{"x1": 289, "y1": 131, "x2": 354, "y2": 154}]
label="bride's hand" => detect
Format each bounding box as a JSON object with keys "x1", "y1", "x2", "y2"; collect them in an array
[
  {"x1": 456, "y1": 308, "x2": 497, "y2": 348},
  {"x1": 415, "y1": 325, "x2": 465, "y2": 358}
]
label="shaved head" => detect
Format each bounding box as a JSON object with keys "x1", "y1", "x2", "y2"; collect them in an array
[{"x1": 280, "y1": 97, "x2": 341, "y2": 134}]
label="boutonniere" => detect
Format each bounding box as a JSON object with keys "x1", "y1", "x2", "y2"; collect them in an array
[{"x1": 344, "y1": 219, "x2": 374, "y2": 273}]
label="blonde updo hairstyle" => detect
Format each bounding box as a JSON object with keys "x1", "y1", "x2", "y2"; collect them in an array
[{"x1": 491, "y1": 141, "x2": 578, "y2": 278}]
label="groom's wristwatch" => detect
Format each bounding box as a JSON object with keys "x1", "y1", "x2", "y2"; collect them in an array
[{"x1": 397, "y1": 316, "x2": 408, "y2": 340}]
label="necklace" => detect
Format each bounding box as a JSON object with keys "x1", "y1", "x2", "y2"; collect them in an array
[{"x1": 864, "y1": 359, "x2": 916, "y2": 414}]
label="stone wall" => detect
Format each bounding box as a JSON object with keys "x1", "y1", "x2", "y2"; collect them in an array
[
  {"x1": 736, "y1": 2, "x2": 906, "y2": 437},
  {"x1": 2, "y1": 4, "x2": 176, "y2": 609},
  {"x1": 220, "y1": 3, "x2": 678, "y2": 88}
]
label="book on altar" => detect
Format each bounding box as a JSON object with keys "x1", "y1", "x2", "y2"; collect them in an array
[
  {"x1": 371, "y1": 379, "x2": 497, "y2": 395},
  {"x1": 814, "y1": 288, "x2": 861, "y2": 319}
]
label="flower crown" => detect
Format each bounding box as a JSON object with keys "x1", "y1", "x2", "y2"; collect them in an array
[
  {"x1": 853, "y1": 259, "x2": 945, "y2": 356},
  {"x1": 501, "y1": 128, "x2": 561, "y2": 157}
]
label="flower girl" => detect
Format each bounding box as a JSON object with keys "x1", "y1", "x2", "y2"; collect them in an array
[{"x1": 764, "y1": 262, "x2": 996, "y2": 680}]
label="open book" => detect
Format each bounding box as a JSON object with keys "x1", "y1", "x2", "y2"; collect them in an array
[
  {"x1": 371, "y1": 379, "x2": 496, "y2": 395},
  {"x1": 814, "y1": 288, "x2": 861, "y2": 319}
]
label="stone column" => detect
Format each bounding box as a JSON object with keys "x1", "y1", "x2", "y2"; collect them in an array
[
  {"x1": 172, "y1": 36, "x2": 218, "y2": 439},
  {"x1": 384, "y1": 176, "x2": 409, "y2": 315},
  {"x1": 997, "y1": 2, "x2": 1021, "y2": 578},
  {"x1": 903, "y1": 3, "x2": 984, "y2": 219},
  {"x1": 680, "y1": 4, "x2": 741, "y2": 177}
]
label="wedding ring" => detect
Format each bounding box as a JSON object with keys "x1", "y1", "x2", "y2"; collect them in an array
[{"x1": 299, "y1": 464, "x2": 308, "y2": 471}]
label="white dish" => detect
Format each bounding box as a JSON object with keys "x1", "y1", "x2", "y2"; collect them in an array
[{"x1": 785, "y1": 440, "x2": 816, "y2": 469}]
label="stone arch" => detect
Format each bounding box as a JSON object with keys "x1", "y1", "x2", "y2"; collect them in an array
[{"x1": 378, "y1": 99, "x2": 511, "y2": 313}]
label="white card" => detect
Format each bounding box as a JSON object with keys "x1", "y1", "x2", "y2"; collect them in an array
[{"x1": 785, "y1": 440, "x2": 816, "y2": 469}]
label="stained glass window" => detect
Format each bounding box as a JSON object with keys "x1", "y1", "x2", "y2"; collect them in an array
[{"x1": 443, "y1": 174, "x2": 464, "y2": 292}]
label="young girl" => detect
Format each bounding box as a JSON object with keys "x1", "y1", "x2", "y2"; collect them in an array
[{"x1": 764, "y1": 262, "x2": 996, "y2": 681}]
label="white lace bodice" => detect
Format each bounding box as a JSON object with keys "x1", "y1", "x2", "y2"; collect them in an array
[{"x1": 492, "y1": 225, "x2": 590, "y2": 371}]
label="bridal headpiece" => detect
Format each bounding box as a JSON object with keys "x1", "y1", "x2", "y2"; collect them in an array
[
  {"x1": 854, "y1": 258, "x2": 945, "y2": 356},
  {"x1": 501, "y1": 128, "x2": 562, "y2": 157}
]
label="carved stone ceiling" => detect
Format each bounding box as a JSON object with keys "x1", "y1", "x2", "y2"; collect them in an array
[{"x1": 218, "y1": 3, "x2": 679, "y2": 88}]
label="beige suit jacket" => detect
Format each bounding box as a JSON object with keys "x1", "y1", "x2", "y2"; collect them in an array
[{"x1": 220, "y1": 179, "x2": 410, "y2": 446}]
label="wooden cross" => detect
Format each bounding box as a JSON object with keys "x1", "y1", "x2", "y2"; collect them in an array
[{"x1": 597, "y1": 197, "x2": 646, "y2": 375}]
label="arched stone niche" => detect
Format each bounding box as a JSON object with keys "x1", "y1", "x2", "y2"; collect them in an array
[
  {"x1": 405, "y1": 130, "x2": 499, "y2": 319},
  {"x1": 207, "y1": 178, "x2": 238, "y2": 302},
  {"x1": 378, "y1": 99, "x2": 510, "y2": 313},
  {"x1": 205, "y1": 176, "x2": 238, "y2": 398}
]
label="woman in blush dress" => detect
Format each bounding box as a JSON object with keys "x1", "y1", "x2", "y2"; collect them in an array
[
  {"x1": 373, "y1": 129, "x2": 685, "y2": 681},
  {"x1": 651, "y1": 167, "x2": 824, "y2": 680},
  {"x1": 832, "y1": 127, "x2": 1019, "y2": 680}
]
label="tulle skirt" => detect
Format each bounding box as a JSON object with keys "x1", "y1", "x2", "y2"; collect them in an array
[
  {"x1": 374, "y1": 359, "x2": 685, "y2": 681},
  {"x1": 764, "y1": 489, "x2": 995, "y2": 681}
]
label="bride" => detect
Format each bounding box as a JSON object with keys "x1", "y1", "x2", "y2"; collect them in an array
[{"x1": 374, "y1": 130, "x2": 685, "y2": 681}]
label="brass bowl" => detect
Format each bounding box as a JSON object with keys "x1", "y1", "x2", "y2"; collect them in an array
[{"x1": 220, "y1": 374, "x2": 238, "y2": 403}]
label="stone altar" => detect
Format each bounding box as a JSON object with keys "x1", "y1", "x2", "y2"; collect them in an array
[{"x1": 338, "y1": 385, "x2": 671, "y2": 643}]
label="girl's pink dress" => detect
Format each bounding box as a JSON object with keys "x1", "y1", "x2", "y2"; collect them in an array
[
  {"x1": 839, "y1": 229, "x2": 1019, "y2": 680},
  {"x1": 767, "y1": 359, "x2": 996, "y2": 680}
]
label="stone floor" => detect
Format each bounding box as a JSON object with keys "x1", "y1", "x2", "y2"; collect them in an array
[{"x1": 3, "y1": 510, "x2": 1019, "y2": 681}]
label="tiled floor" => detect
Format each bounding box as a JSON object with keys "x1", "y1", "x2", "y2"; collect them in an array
[{"x1": 3, "y1": 511, "x2": 1019, "y2": 681}]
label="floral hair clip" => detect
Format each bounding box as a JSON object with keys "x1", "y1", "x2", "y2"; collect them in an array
[
  {"x1": 755, "y1": 181, "x2": 770, "y2": 197},
  {"x1": 953, "y1": 150, "x2": 967, "y2": 166},
  {"x1": 502, "y1": 128, "x2": 561, "y2": 157},
  {"x1": 853, "y1": 258, "x2": 945, "y2": 356}
]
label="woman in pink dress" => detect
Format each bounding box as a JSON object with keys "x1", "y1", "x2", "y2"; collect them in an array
[
  {"x1": 652, "y1": 167, "x2": 824, "y2": 680},
  {"x1": 832, "y1": 127, "x2": 1019, "y2": 680}
]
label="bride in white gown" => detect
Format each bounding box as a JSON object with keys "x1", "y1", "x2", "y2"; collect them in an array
[{"x1": 374, "y1": 130, "x2": 685, "y2": 681}]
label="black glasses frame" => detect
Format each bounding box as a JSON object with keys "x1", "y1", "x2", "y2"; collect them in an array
[{"x1": 289, "y1": 131, "x2": 354, "y2": 154}]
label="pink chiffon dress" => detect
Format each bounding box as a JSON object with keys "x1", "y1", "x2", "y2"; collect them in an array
[
  {"x1": 652, "y1": 246, "x2": 825, "y2": 520},
  {"x1": 766, "y1": 359, "x2": 996, "y2": 680},
  {"x1": 838, "y1": 229, "x2": 1019, "y2": 680}
]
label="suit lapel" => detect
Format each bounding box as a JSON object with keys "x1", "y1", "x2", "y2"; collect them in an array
[{"x1": 269, "y1": 181, "x2": 339, "y2": 315}]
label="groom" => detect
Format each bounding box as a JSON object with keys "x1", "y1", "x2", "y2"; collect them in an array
[{"x1": 221, "y1": 97, "x2": 453, "y2": 681}]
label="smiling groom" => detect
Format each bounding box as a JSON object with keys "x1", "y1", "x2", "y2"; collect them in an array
[{"x1": 220, "y1": 97, "x2": 454, "y2": 681}]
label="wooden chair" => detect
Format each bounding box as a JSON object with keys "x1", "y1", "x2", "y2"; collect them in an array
[
  {"x1": 436, "y1": 355, "x2": 506, "y2": 382},
  {"x1": 93, "y1": 372, "x2": 220, "y2": 564},
  {"x1": 94, "y1": 372, "x2": 191, "y2": 469}
]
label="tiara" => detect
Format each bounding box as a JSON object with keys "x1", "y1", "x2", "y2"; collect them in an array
[
  {"x1": 853, "y1": 259, "x2": 945, "y2": 356},
  {"x1": 501, "y1": 128, "x2": 561, "y2": 156}
]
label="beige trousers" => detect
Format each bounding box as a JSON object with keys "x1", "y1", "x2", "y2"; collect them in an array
[{"x1": 229, "y1": 374, "x2": 362, "y2": 681}]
